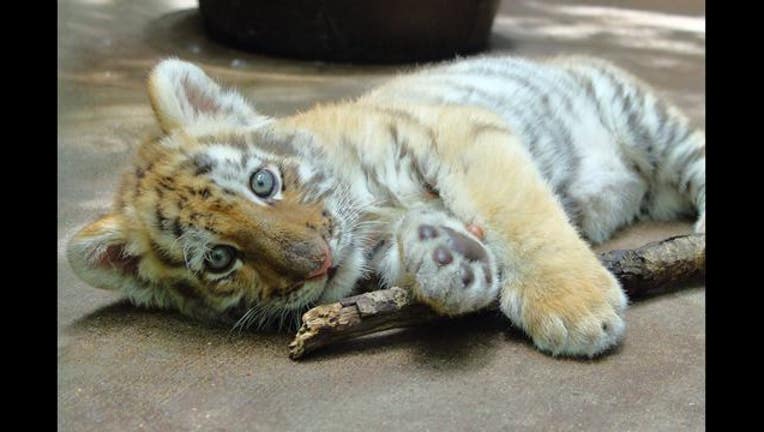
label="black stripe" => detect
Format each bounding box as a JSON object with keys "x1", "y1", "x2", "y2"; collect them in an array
[
  {"x1": 155, "y1": 207, "x2": 172, "y2": 233},
  {"x1": 150, "y1": 240, "x2": 185, "y2": 267},
  {"x1": 387, "y1": 123, "x2": 400, "y2": 148},
  {"x1": 173, "y1": 218, "x2": 184, "y2": 238},
  {"x1": 256, "y1": 129, "x2": 304, "y2": 158},
  {"x1": 158, "y1": 176, "x2": 176, "y2": 191},
  {"x1": 174, "y1": 281, "x2": 202, "y2": 300},
  {"x1": 371, "y1": 106, "x2": 438, "y2": 150},
  {"x1": 567, "y1": 70, "x2": 611, "y2": 130},
  {"x1": 192, "y1": 153, "x2": 215, "y2": 175},
  {"x1": 474, "y1": 82, "x2": 569, "y2": 187},
  {"x1": 471, "y1": 122, "x2": 511, "y2": 138},
  {"x1": 239, "y1": 151, "x2": 251, "y2": 170},
  {"x1": 458, "y1": 63, "x2": 578, "y2": 116},
  {"x1": 370, "y1": 106, "x2": 425, "y2": 128},
  {"x1": 431, "y1": 79, "x2": 577, "y2": 186}
]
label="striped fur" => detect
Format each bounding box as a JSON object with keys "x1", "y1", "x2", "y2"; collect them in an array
[
  {"x1": 68, "y1": 56, "x2": 704, "y2": 357},
  {"x1": 366, "y1": 55, "x2": 705, "y2": 241}
]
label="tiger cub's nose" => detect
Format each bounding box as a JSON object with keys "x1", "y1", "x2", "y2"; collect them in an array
[{"x1": 306, "y1": 247, "x2": 333, "y2": 280}]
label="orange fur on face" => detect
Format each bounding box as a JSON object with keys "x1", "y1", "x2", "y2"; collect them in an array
[
  {"x1": 69, "y1": 118, "x2": 337, "y2": 324},
  {"x1": 142, "y1": 134, "x2": 331, "y2": 288}
]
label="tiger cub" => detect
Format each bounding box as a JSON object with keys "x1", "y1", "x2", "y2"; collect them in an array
[{"x1": 68, "y1": 56, "x2": 705, "y2": 357}]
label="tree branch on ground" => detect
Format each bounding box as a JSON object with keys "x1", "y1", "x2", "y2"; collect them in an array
[{"x1": 288, "y1": 234, "x2": 705, "y2": 360}]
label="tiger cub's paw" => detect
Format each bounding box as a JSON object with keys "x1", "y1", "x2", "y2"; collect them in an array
[
  {"x1": 397, "y1": 211, "x2": 499, "y2": 315},
  {"x1": 505, "y1": 270, "x2": 628, "y2": 358}
]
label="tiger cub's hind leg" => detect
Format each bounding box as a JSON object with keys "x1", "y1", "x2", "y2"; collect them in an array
[
  {"x1": 565, "y1": 154, "x2": 648, "y2": 245},
  {"x1": 376, "y1": 208, "x2": 500, "y2": 315},
  {"x1": 559, "y1": 57, "x2": 706, "y2": 236}
]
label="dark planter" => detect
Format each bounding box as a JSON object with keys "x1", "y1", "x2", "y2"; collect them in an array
[{"x1": 198, "y1": 0, "x2": 501, "y2": 63}]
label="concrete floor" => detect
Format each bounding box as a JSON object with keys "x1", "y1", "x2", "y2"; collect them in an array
[{"x1": 58, "y1": 0, "x2": 705, "y2": 430}]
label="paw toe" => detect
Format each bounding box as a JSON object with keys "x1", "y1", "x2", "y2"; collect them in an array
[
  {"x1": 418, "y1": 224, "x2": 439, "y2": 240},
  {"x1": 529, "y1": 307, "x2": 626, "y2": 358},
  {"x1": 459, "y1": 262, "x2": 474, "y2": 287},
  {"x1": 534, "y1": 315, "x2": 569, "y2": 355},
  {"x1": 402, "y1": 214, "x2": 499, "y2": 315},
  {"x1": 442, "y1": 226, "x2": 488, "y2": 263},
  {"x1": 432, "y1": 246, "x2": 453, "y2": 266},
  {"x1": 575, "y1": 312, "x2": 625, "y2": 357}
]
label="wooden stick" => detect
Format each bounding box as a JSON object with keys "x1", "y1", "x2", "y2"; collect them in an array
[{"x1": 288, "y1": 234, "x2": 705, "y2": 360}]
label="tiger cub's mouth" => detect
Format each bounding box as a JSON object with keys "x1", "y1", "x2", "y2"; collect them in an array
[
  {"x1": 299, "y1": 263, "x2": 339, "y2": 288},
  {"x1": 326, "y1": 265, "x2": 339, "y2": 280},
  {"x1": 287, "y1": 264, "x2": 338, "y2": 296}
]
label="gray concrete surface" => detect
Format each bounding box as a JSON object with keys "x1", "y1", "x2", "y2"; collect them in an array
[{"x1": 58, "y1": 1, "x2": 705, "y2": 430}]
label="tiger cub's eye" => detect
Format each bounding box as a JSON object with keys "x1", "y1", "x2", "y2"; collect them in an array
[
  {"x1": 206, "y1": 245, "x2": 237, "y2": 273},
  {"x1": 250, "y1": 168, "x2": 277, "y2": 198}
]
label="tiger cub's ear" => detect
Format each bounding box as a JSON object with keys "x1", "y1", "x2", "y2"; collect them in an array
[
  {"x1": 147, "y1": 58, "x2": 263, "y2": 133},
  {"x1": 67, "y1": 214, "x2": 141, "y2": 292}
]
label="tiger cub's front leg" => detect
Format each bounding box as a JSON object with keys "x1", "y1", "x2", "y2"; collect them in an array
[
  {"x1": 376, "y1": 207, "x2": 500, "y2": 315},
  {"x1": 384, "y1": 105, "x2": 628, "y2": 357},
  {"x1": 439, "y1": 120, "x2": 627, "y2": 357}
]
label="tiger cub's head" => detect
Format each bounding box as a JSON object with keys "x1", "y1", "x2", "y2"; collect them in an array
[{"x1": 67, "y1": 59, "x2": 368, "y2": 329}]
